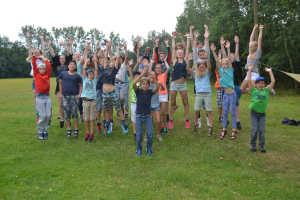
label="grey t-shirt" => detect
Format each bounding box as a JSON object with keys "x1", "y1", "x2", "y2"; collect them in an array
[
  {"x1": 245, "y1": 50, "x2": 262, "y2": 73},
  {"x1": 115, "y1": 63, "x2": 127, "y2": 82}
]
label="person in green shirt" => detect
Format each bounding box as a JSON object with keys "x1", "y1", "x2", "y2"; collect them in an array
[
  {"x1": 128, "y1": 62, "x2": 141, "y2": 141},
  {"x1": 247, "y1": 63, "x2": 275, "y2": 153}
]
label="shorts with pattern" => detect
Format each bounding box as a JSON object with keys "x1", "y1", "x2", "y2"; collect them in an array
[
  {"x1": 62, "y1": 95, "x2": 80, "y2": 121},
  {"x1": 102, "y1": 90, "x2": 121, "y2": 111},
  {"x1": 217, "y1": 88, "x2": 223, "y2": 108},
  {"x1": 83, "y1": 100, "x2": 97, "y2": 121}
]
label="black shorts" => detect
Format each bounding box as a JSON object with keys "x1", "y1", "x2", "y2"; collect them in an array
[{"x1": 55, "y1": 82, "x2": 59, "y2": 94}]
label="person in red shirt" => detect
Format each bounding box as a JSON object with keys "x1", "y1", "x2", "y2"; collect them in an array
[{"x1": 32, "y1": 47, "x2": 52, "y2": 140}]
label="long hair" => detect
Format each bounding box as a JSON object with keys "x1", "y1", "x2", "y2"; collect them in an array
[
  {"x1": 193, "y1": 61, "x2": 207, "y2": 78},
  {"x1": 26, "y1": 48, "x2": 43, "y2": 63}
]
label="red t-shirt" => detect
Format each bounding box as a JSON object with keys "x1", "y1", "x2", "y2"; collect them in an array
[{"x1": 32, "y1": 56, "x2": 52, "y2": 94}]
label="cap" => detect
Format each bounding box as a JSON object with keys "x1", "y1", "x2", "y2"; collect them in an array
[
  {"x1": 255, "y1": 76, "x2": 266, "y2": 83},
  {"x1": 133, "y1": 71, "x2": 141, "y2": 76}
]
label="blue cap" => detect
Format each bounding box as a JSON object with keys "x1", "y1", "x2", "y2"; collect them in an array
[
  {"x1": 255, "y1": 76, "x2": 266, "y2": 83},
  {"x1": 133, "y1": 71, "x2": 141, "y2": 76}
]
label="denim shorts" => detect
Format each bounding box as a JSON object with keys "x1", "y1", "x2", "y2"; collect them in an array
[
  {"x1": 170, "y1": 82, "x2": 187, "y2": 91},
  {"x1": 32, "y1": 79, "x2": 36, "y2": 90},
  {"x1": 151, "y1": 105, "x2": 160, "y2": 112}
]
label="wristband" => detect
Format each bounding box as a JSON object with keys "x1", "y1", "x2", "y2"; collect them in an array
[
  {"x1": 168, "y1": 67, "x2": 171, "y2": 71},
  {"x1": 187, "y1": 37, "x2": 190, "y2": 39}
]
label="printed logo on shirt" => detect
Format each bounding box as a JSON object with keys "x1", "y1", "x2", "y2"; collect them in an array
[
  {"x1": 85, "y1": 80, "x2": 94, "y2": 91},
  {"x1": 254, "y1": 90, "x2": 267, "y2": 100},
  {"x1": 249, "y1": 53, "x2": 255, "y2": 60}
]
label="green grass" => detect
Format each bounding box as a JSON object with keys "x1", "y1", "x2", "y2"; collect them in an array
[{"x1": 0, "y1": 78, "x2": 300, "y2": 199}]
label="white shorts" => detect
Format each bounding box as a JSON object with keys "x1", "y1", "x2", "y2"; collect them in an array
[
  {"x1": 245, "y1": 71, "x2": 259, "y2": 81},
  {"x1": 159, "y1": 94, "x2": 168, "y2": 103},
  {"x1": 131, "y1": 103, "x2": 136, "y2": 123}
]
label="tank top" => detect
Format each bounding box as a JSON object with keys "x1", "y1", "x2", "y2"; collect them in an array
[{"x1": 171, "y1": 60, "x2": 187, "y2": 82}]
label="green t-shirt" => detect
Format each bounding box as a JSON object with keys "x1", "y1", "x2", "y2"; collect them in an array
[
  {"x1": 249, "y1": 87, "x2": 270, "y2": 113},
  {"x1": 130, "y1": 82, "x2": 140, "y2": 103}
]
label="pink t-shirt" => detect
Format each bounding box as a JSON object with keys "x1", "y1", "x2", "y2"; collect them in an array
[{"x1": 157, "y1": 73, "x2": 168, "y2": 95}]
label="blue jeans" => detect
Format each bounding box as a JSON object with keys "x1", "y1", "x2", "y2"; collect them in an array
[
  {"x1": 250, "y1": 110, "x2": 266, "y2": 148},
  {"x1": 115, "y1": 81, "x2": 126, "y2": 105},
  {"x1": 136, "y1": 114, "x2": 153, "y2": 150},
  {"x1": 124, "y1": 82, "x2": 129, "y2": 110},
  {"x1": 223, "y1": 92, "x2": 237, "y2": 128}
]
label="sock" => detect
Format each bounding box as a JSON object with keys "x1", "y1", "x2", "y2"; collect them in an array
[
  {"x1": 185, "y1": 119, "x2": 189, "y2": 122},
  {"x1": 122, "y1": 120, "x2": 126, "y2": 126},
  {"x1": 106, "y1": 121, "x2": 110, "y2": 129},
  {"x1": 170, "y1": 120, "x2": 173, "y2": 122},
  {"x1": 35, "y1": 110, "x2": 39, "y2": 117}
]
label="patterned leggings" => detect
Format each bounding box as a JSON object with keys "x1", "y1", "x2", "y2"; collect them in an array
[
  {"x1": 222, "y1": 92, "x2": 236, "y2": 128},
  {"x1": 62, "y1": 95, "x2": 79, "y2": 121}
]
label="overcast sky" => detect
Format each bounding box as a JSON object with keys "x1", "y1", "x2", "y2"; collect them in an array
[{"x1": 0, "y1": 0, "x2": 186, "y2": 50}]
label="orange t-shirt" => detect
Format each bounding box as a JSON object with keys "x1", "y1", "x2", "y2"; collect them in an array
[
  {"x1": 215, "y1": 69, "x2": 223, "y2": 89},
  {"x1": 157, "y1": 73, "x2": 168, "y2": 95}
]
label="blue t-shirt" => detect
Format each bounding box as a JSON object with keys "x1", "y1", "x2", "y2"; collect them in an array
[
  {"x1": 101, "y1": 66, "x2": 119, "y2": 85},
  {"x1": 135, "y1": 88, "x2": 154, "y2": 114},
  {"x1": 149, "y1": 84, "x2": 159, "y2": 108},
  {"x1": 81, "y1": 77, "x2": 97, "y2": 100},
  {"x1": 97, "y1": 65, "x2": 104, "y2": 91},
  {"x1": 218, "y1": 67, "x2": 234, "y2": 89},
  {"x1": 60, "y1": 71, "x2": 82, "y2": 96},
  {"x1": 194, "y1": 71, "x2": 212, "y2": 93}
]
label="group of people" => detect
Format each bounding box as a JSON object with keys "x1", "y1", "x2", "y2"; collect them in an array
[{"x1": 27, "y1": 24, "x2": 275, "y2": 156}]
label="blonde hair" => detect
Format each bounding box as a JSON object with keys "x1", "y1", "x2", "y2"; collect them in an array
[
  {"x1": 250, "y1": 41, "x2": 258, "y2": 46},
  {"x1": 221, "y1": 58, "x2": 229, "y2": 67},
  {"x1": 140, "y1": 77, "x2": 150, "y2": 84},
  {"x1": 175, "y1": 43, "x2": 184, "y2": 51},
  {"x1": 26, "y1": 48, "x2": 42, "y2": 63},
  {"x1": 175, "y1": 49, "x2": 184, "y2": 59},
  {"x1": 193, "y1": 61, "x2": 207, "y2": 78},
  {"x1": 110, "y1": 56, "x2": 117, "y2": 62}
]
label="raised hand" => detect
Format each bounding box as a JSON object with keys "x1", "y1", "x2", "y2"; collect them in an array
[
  {"x1": 172, "y1": 31, "x2": 177, "y2": 39},
  {"x1": 164, "y1": 38, "x2": 169, "y2": 45},
  {"x1": 45, "y1": 39, "x2": 51, "y2": 46},
  {"x1": 254, "y1": 24, "x2": 258, "y2": 29},
  {"x1": 138, "y1": 56, "x2": 142, "y2": 63},
  {"x1": 204, "y1": 30, "x2": 210, "y2": 38},
  {"x1": 265, "y1": 67, "x2": 272, "y2": 72},
  {"x1": 225, "y1": 40, "x2": 230, "y2": 48},
  {"x1": 188, "y1": 52, "x2": 193, "y2": 61},
  {"x1": 69, "y1": 38, "x2": 74, "y2": 45},
  {"x1": 59, "y1": 40, "x2": 65, "y2": 45},
  {"x1": 248, "y1": 63, "x2": 254, "y2": 71},
  {"x1": 193, "y1": 31, "x2": 199, "y2": 38},
  {"x1": 218, "y1": 49, "x2": 222, "y2": 56},
  {"x1": 116, "y1": 45, "x2": 121, "y2": 50},
  {"x1": 210, "y1": 43, "x2": 216, "y2": 52},
  {"x1": 137, "y1": 42, "x2": 142, "y2": 48},
  {"x1": 38, "y1": 34, "x2": 43, "y2": 39},
  {"x1": 84, "y1": 42, "x2": 89, "y2": 48},
  {"x1": 220, "y1": 37, "x2": 225, "y2": 45},
  {"x1": 234, "y1": 36, "x2": 239, "y2": 43},
  {"x1": 129, "y1": 59, "x2": 134, "y2": 66},
  {"x1": 259, "y1": 25, "x2": 264, "y2": 30},
  {"x1": 204, "y1": 24, "x2": 208, "y2": 30},
  {"x1": 203, "y1": 52, "x2": 208, "y2": 59},
  {"x1": 26, "y1": 31, "x2": 31, "y2": 38},
  {"x1": 154, "y1": 36, "x2": 159, "y2": 43},
  {"x1": 184, "y1": 32, "x2": 189, "y2": 37},
  {"x1": 190, "y1": 26, "x2": 194, "y2": 30},
  {"x1": 123, "y1": 42, "x2": 127, "y2": 49},
  {"x1": 137, "y1": 36, "x2": 142, "y2": 42},
  {"x1": 150, "y1": 58, "x2": 155, "y2": 64},
  {"x1": 177, "y1": 33, "x2": 182, "y2": 39}
]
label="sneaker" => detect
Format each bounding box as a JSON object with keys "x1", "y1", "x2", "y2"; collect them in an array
[
  {"x1": 89, "y1": 133, "x2": 94, "y2": 142},
  {"x1": 162, "y1": 127, "x2": 168, "y2": 134},
  {"x1": 43, "y1": 132, "x2": 48, "y2": 140},
  {"x1": 197, "y1": 117, "x2": 201, "y2": 128},
  {"x1": 144, "y1": 136, "x2": 147, "y2": 141},
  {"x1": 166, "y1": 114, "x2": 169, "y2": 122},
  {"x1": 185, "y1": 120, "x2": 190, "y2": 129},
  {"x1": 110, "y1": 122, "x2": 114, "y2": 132},
  {"x1": 174, "y1": 105, "x2": 179, "y2": 112},
  {"x1": 157, "y1": 135, "x2": 163, "y2": 141},
  {"x1": 56, "y1": 116, "x2": 60, "y2": 120},
  {"x1": 106, "y1": 124, "x2": 112, "y2": 134},
  {"x1": 38, "y1": 132, "x2": 43, "y2": 140},
  {"x1": 168, "y1": 121, "x2": 173, "y2": 130},
  {"x1": 136, "y1": 149, "x2": 142, "y2": 156},
  {"x1": 260, "y1": 146, "x2": 266, "y2": 153},
  {"x1": 85, "y1": 133, "x2": 89, "y2": 141},
  {"x1": 97, "y1": 124, "x2": 102, "y2": 134},
  {"x1": 122, "y1": 124, "x2": 128, "y2": 134},
  {"x1": 206, "y1": 116, "x2": 210, "y2": 127},
  {"x1": 80, "y1": 115, "x2": 84, "y2": 123},
  {"x1": 146, "y1": 148, "x2": 152, "y2": 156},
  {"x1": 133, "y1": 134, "x2": 136, "y2": 141},
  {"x1": 219, "y1": 117, "x2": 223, "y2": 122},
  {"x1": 102, "y1": 120, "x2": 106, "y2": 128},
  {"x1": 250, "y1": 145, "x2": 256, "y2": 152},
  {"x1": 60, "y1": 120, "x2": 65, "y2": 129},
  {"x1": 125, "y1": 113, "x2": 129, "y2": 119},
  {"x1": 36, "y1": 116, "x2": 39, "y2": 123},
  {"x1": 236, "y1": 122, "x2": 242, "y2": 130},
  {"x1": 67, "y1": 129, "x2": 72, "y2": 138},
  {"x1": 74, "y1": 129, "x2": 79, "y2": 138}
]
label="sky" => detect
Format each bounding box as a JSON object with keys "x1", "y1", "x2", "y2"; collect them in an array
[{"x1": 0, "y1": 0, "x2": 186, "y2": 50}]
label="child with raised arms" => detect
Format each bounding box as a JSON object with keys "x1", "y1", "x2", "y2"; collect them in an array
[
  {"x1": 247, "y1": 64, "x2": 275, "y2": 152},
  {"x1": 133, "y1": 67, "x2": 159, "y2": 156},
  {"x1": 32, "y1": 47, "x2": 52, "y2": 140}
]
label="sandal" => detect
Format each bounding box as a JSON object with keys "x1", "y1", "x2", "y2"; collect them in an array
[
  {"x1": 219, "y1": 130, "x2": 227, "y2": 140},
  {"x1": 230, "y1": 131, "x2": 238, "y2": 140},
  {"x1": 207, "y1": 126, "x2": 213, "y2": 137},
  {"x1": 194, "y1": 125, "x2": 198, "y2": 135}
]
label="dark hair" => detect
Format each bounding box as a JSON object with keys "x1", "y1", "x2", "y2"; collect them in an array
[
  {"x1": 145, "y1": 47, "x2": 151, "y2": 52},
  {"x1": 69, "y1": 60, "x2": 77, "y2": 71},
  {"x1": 142, "y1": 56, "x2": 150, "y2": 61},
  {"x1": 120, "y1": 55, "x2": 125, "y2": 62}
]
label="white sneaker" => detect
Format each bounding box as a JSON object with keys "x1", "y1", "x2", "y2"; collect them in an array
[
  {"x1": 197, "y1": 117, "x2": 201, "y2": 128},
  {"x1": 110, "y1": 122, "x2": 113, "y2": 132},
  {"x1": 206, "y1": 117, "x2": 210, "y2": 127}
]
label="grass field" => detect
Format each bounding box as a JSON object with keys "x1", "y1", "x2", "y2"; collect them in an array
[{"x1": 0, "y1": 78, "x2": 300, "y2": 199}]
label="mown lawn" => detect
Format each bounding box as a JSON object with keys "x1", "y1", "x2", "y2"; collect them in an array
[{"x1": 0, "y1": 78, "x2": 299, "y2": 199}]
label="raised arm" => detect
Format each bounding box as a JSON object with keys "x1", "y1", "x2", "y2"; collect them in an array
[
  {"x1": 249, "y1": 24, "x2": 258, "y2": 50},
  {"x1": 149, "y1": 58, "x2": 155, "y2": 72},
  {"x1": 234, "y1": 36, "x2": 239, "y2": 61},
  {"x1": 220, "y1": 37, "x2": 227, "y2": 58},
  {"x1": 128, "y1": 62, "x2": 134, "y2": 82},
  {"x1": 189, "y1": 26, "x2": 194, "y2": 48},
  {"x1": 152, "y1": 76, "x2": 160, "y2": 94},
  {"x1": 258, "y1": 25, "x2": 263, "y2": 51},
  {"x1": 45, "y1": 40, "x2": 55, "y2": 57},
  {"x1": 60, "y1": 40, "x2": 68, "y2": 54},
  {"x1": 184, "y1": 33, "x2": 190, "y2": 62},
  {"x1": 133, "y1": 68, "x2": 147, "y2": 91},
  {"x1": 26, "y1": 31, "x2": 32, "y2": 57},
  {"x1": 178, "y1": 33, "x2": 186, "y2": 52},
  {"x1": 94, "y1": 57, "x2": 99, "y2": 79},
  {"x1": 104, "y1": 42, "x2": 110, "y2": 68},
  {"x1": 225, "y1": 40, "x2": 233, "y2": 70},
  {"x1": 171, "y1": 31, "x2": 177, "y2": 65},
  {"x1": 137, "y1": 42, "x2": 142, "y2": 61},
  {"x1": 123, "y1": 42, "x2": 128, "y2": 65},
  {"x1": 204, "y1": 51, "x2": 211, "y2": 74},
  {"x1": 115, "y1": 46, "x2": 120, "y2": 69},
  {"x1": 80, "y1": 42, "x2": 89, "y2": 65},
  {"x1": 247, "y1": 64, "x2": 254, "y2": 91},
  {"x1": 165, "y1": 39, "x2": 171, "y2": 65},
  {"x1": 133, "y1": 57, "x2": 141, "y2": 72},
  {"x1": 82, "y1": 59, "x2": 88, "y2": 78},
  {"x1": 204, "y1": 25, "x2": 209, "y2": 48},
  {"x1": 68, "y1": 38, "x2": 74, "y2": 55},
  {"x1": 164, "y1": 58, "x2": 171, "y2": 76},
  {"x1": 32, "y1": 47, "x2": 38, "y2": 76},
  {"x1": 265, "y1": 67, "x2": 275, "y2": 91},
  {"x1": 38, "y1": 34, "x2": 46, "y2": 57},
  {"x1": 193, "y1": 30, "x2": 199, "y2": 49},
  {"x1": 134, "y1": 36, "x2": 142, "y2": 54}
]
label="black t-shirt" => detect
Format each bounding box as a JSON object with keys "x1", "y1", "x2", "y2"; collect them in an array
[
  {"x1": 101, "y1": 66, "x2": 119, "y2": 85},
  {"x1": 135, "y1": 88, "x2": 154, "y2": 114},
  {"x1": 52, "y1": 54, "x2": 73, "y2": 77},
  {"x1": 232, "y1": 60, "x2": 241, "y2": 86}
]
